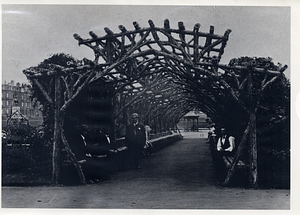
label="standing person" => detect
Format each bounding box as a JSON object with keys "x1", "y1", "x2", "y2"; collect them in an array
[
  {"x1": 125, "y1": 113, "x2": 146, "y2": 169},
  {"x1": 207, "y1": 124, "x2": 216, "y2": 144},
  {"x1": 143, "y1": 125, "x2": 154, "y2": 156}
]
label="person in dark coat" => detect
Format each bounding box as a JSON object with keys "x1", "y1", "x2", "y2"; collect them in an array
[
  {"x1": 81, "y1": 124, "x2": 111, "y2": 157},
  {"x1": 63, "y1": 121, "x2": 112, "y2": 182},
  {"x1": 125, "y1": 113, "x2": 146, "y2": 169}
]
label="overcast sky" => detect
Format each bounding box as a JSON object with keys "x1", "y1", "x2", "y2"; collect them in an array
[{"x1": 2, "y1": 4, "x2": 291, "y2": 84}]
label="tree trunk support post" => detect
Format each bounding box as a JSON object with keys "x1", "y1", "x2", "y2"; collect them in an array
[
  {"x1": 223, "y1": 123, "x2": 250, "y2": 186},
  {"x1": 248, "y1": 111, "x2": 258, "y2": 188},
  {"x1": 52, "y1": 73, "x2": 61, "y2": 185},
  {"x1": 61, "y1": 127, "x2": 86, "y2": 185},
  {"x1": 247, "y1": 71, "x2": 258, "y2": 188}
]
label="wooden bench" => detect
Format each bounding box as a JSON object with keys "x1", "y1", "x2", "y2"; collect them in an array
[
  {"x1": 221, "y1": 156, "x2": 249, "y2": 186},
  {"x1": 149, "y1": 133, "x2": 182, "y2": 151},
  {"x1": 223, "y1": 156, "x2": 246, "y2": 169},
  {"x1": 110, "y1": 133, "x2": 182, "y2": 170}
]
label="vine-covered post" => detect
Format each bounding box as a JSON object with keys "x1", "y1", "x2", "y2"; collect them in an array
[
  {"x1": 109, "y1": 87, "x2": 116, "y2": 142},
  {"x1": 52, "y1": 71, "x2": 62, "y2": 185},
  {"x1": 248, "y1": 111, "x2": 258, "y2": 187},
  {"x1": 247, "y1": 71, "x2": 258, "y2": 188}
]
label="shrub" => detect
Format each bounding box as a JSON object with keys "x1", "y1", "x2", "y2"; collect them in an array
[{"x1": 2, "y1": 124, "x2": 51, "y2": 174}]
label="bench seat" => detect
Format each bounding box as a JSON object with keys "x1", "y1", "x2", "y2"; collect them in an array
[{"x1": 223, "y1": 156, "x2": 246, "y2": 169}]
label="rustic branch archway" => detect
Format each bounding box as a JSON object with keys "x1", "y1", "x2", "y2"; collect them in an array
[{"x1": 24, "y1": 19, "x2": 287, "y2": 187}]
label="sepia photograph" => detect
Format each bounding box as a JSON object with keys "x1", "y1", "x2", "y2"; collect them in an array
[{"x1": 1, "y1": 0, "x2": 297, "y2": 214}]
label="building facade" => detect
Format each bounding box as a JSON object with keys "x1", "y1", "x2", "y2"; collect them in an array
[{"x1": 2, "y1": 80, "x2": 42, "y2": 126}]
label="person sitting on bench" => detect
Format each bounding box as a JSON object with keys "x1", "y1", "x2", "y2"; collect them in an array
[
  {"x1": 216, "y1": 127, "x2": 235, "y2": 155},
  {"x1": 64, "y1": 121, "x2": 112, "y2": 182},
  {"x1": 214, "y1": 127, "x2": 235, "y2": 181},
  {"x1": 80, "y1": 124, "x2": 111, "y2": 157}
]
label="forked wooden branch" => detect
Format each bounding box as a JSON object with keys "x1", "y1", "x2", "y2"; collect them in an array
[
  {"x1": 61, "y1": 126, "x2": 86, "y2": 185},
  {"x1": 223, "y1": 122, "x2": 250, "y2": 185}
]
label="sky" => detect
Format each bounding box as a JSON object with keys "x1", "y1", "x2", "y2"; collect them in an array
[{"x1": 1, "y1": 3, "x2": 292, "y2": 84}]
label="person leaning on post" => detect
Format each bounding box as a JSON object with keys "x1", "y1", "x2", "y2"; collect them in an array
[{"x1": 125, "y1": 113, "x2": 146, "y2": 169}]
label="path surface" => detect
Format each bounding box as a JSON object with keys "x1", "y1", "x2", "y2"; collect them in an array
[{"x1": 1, "y1": 132, "x2": 290, "y2": 210}]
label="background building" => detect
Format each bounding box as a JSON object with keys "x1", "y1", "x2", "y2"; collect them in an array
[
  {"x1": 177, "y1": 110, "x2": 209, "y2": 131},
  {"x1": 2, "y1": 80, "x2": 42, "y2": 127}
]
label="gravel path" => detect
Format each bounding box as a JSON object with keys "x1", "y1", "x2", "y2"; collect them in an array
[{"x1": 1, "y1": 132, "x2": 290, "y2": 210}]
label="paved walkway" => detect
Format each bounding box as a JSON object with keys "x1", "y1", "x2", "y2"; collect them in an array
[{"x1": 1, "y1": 132, "x2": 290, "y2": 210}]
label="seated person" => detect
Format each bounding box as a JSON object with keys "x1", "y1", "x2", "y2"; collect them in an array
[
  {"x1": 216, "y1": 127, "x2": 235, "y2": 155},
  {"x1": 80, "y1": 125, "x2": 111, "y2": 157},
  {"x1": 214, "y1": 127, "x2": 235, "y2": 181},
  {"x1": 63, "y1": 121, "x2": 112, "y2": 182}
]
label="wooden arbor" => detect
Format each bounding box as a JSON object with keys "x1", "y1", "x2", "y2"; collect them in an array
[
  {"x1": 24, "y1": 19, "x2": 287, "y2": 187},
  {"x1": 73, "y1": 19, "x2": 233, "y2": 135}
]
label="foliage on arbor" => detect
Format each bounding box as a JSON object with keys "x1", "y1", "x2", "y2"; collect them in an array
[
  {"x1": 228, "y1": 56, "x2": 290, "y2": 150},
  {"x1": 225, "y1": 56, "x2": 290, "y2": 189},
  {"x1": 25, "y1": 53, "x2": 85, "y2": 140},
  {"x1": 24, "y1": 53, "x2": 113, "y2": 184}
]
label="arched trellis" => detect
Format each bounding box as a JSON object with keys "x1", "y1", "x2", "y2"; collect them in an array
[
  {"x1": 23, "y1": 19, "x2": 287, "y2": 187},
  {"x1": 72, "y1": 19, "x2": 233, "y2": 137}
]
